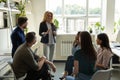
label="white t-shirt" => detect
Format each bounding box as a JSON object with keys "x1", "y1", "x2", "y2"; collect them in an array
[{"x1": 46, "y1": 22, "x2": 54, "y2": 44}]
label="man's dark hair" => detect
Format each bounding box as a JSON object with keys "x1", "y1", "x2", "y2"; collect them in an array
[
  {"x1": 26, "y1": 32, "x2": 36, "y2": 43},
  {"x1": 18, "y1": 17, "x2": 28, "y2": 26}
]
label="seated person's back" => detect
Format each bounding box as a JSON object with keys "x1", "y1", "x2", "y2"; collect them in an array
[{"x1": 73, "y1": 31, "x2": 97, "y2": 80}]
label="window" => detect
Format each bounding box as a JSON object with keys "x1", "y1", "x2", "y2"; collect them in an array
[
  {"x1": 46, "y1": 0, "x2": 102, "y2": 34},
  {"x1": 88, "y1": 0, "x2": 101, "y2": 16},
  {"x1": 0, "y1": 12, "x2": 7, "y2": 28},
  {"x1": 64, "y1": 0, "x2": 86, "y2": 16},
  {"x1": 0, "y1": 12, "x2": 4, "y2": 28},
  {"x1": 115, "y1": 0, "x2": 120, "y2": 33}
]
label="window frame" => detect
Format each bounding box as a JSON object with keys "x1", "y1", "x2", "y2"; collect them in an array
[{"x1": 46, "y1": 0, "x2": 102, "y2": 34}]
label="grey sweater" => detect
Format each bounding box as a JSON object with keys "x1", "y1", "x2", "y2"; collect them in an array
[{"x1": 13, "y1": 43, "x2": 39, "y2": 78}]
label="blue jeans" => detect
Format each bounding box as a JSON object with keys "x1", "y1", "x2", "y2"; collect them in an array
[
  {"x1": 75, "y1": 73, "x2": 91, "y2": 80},
  {"x1": 66, "y1": 73, "x2": 91, "y2": 80},
  {"x1": 65, "y1": 55, "x2": 74, "y2": 75},
  {"x1": 66, "y1": 76, "x2": 75, "y2": 80}
]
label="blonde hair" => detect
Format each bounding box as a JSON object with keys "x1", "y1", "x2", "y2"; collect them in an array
[{"x1": 42, "y1": 11, "x2": 53, "y2": 23}]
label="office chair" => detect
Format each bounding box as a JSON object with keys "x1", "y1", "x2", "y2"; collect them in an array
[
  {"x1": 91, "y1": 68, "x2": 113, "y2": 80},
  {"x1": 0, "y1": 62, "x2": 16, "y2": 80}
]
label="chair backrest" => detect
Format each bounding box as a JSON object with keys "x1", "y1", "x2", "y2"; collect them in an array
[
  {"x1": 91, "y1": 68, "x2": 113, "y2": 80},
  {"x1": 8, "y1": 62, "x2": 27, "y2": 80},
  {"x1": 0, "y1": 62, "x2": 17, "y2": 80},
  {"x1": 7, "y1": 62, "x2": 17, "y2": 80}
]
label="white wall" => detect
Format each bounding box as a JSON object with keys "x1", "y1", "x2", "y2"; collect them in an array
[
  {"x1": 30, "y1": 0, "x2": 45, "y2": 35},
  {"x1": 0, "y1": 29, "x2": 11, "y2": 54},
  {"x1": 29, "y1": 0, "x2": 46, "y2": 55}
]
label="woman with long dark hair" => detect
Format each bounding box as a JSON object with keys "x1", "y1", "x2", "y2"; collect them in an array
[
  {"x1": 73, "y1": 31, "x2": 97, "y2": 80},
  {"x1": 96, "y1": 33, "x2": 113, "y2": 69}
]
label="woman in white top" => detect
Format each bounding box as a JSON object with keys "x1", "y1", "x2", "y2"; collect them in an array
[{"x1": 96, "y1": 33, "x2": 113, "y2": 69}]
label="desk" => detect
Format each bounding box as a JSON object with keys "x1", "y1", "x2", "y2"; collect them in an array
[
  {"x1": 110, "y1": 43, "x2": 120, "y2": 68},
  {"x1": 112, "y1": 48, "x2": 120, "y2": 57}
]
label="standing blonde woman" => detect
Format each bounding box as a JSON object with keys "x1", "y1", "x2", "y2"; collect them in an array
[{"x1": 39, "y1": 11, "x2": 57, "y2": 62}]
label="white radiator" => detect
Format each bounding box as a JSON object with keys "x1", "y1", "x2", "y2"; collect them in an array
[
  {"x1": 55, "y1": 34, "x2": 75, "y2": 60},
  {"x1": 61, "y1": 40, "x2": 73, "y2": 56},
  {"x1": 55, "y1": 34, "x2": 95, "y2": 60}
]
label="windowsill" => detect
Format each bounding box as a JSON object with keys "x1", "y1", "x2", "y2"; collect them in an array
[
  {"x1": 57, "y1": 31, "x2": 96, "y2": 35},
  {"x1": 0, "y1": 49, "x2": 11, "y2": 56},
  {"x1": 57, "y1": 30, "x2": 77, "y2": 35},
  {"x1": 0, "y1": 27, "x2": 9, "y2": 29}
]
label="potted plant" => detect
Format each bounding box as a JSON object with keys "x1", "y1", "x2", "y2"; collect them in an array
[
  {"x1": 0, "y1": 0, "x2": 6, "y2": 3},
  {"x1": 0, "y1": 0, "x2": 6, "y2": 7},
  {"x1": 94, "y1": 22, "x2": 105, "y2": 34},
  {"x1": 16, "y1": 0, "x2": 26, "y2": 17},
  {"x1": 88, "y1": 25, "x2": 93, "y2": 33},
  {"x1": 53, "y1": 18, "x2": 59, "y2": 29},
  {"x1": 15, "y1": 0, "x2": 28, "y2": 34},
  {"x1": 114, "y1": 18, "x2": 120, "y2": 33},
  {"x1": 114, "y1": 22, "x2": 117, "y2": 33}
]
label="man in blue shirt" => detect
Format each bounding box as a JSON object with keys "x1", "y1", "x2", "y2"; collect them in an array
[{"x1": 11, "y1": 17, "x2": 28, "y2": 58}]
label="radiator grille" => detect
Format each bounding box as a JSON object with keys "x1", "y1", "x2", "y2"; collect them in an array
[{"x1": 61, "y1": 40, "x2": 73, "y2": 56}]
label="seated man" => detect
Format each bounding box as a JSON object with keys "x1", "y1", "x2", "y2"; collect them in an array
[{"x1": 12, "y1": 32, "x2": 56, "y2": 80}]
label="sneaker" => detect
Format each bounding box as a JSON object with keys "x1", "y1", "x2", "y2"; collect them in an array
[
  {"x1": 50, "y1": 74, "x2": 54, "y2": 77},
  {"x1": 59, "y1": 77, "x2": 64, "y2": 80}
]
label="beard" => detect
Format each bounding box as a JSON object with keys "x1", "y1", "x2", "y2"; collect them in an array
[{"x1": 23, "y1": 26, "x2": 27, "y2": 29}]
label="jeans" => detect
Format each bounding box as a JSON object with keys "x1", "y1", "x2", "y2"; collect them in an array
[
  {"x1": 43, "y1": 44, "x2": 55, "y2": 61},
  {"x1": 66, "y1": 76, "x2": 75, "y2": 80},
  {"x1": 65, "y1": 55, "x2": 74, "y2": 75},
  {"x1": 66, "y1": 73, "x2": 91, "y2": 80},
  {"x1": 75, "y1": 73, "x2": 91, "y2": 80}
]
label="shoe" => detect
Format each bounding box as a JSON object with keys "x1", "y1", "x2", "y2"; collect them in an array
[
  {"x1": 59, "y1": 77, "x2": 64, "y2": 80},
  {"x1": 48, "y1": 70, "x2": 54, "y2": 77},
  {"x1": 50, "y1": 74, "x2": 54, "y2": 77}
]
